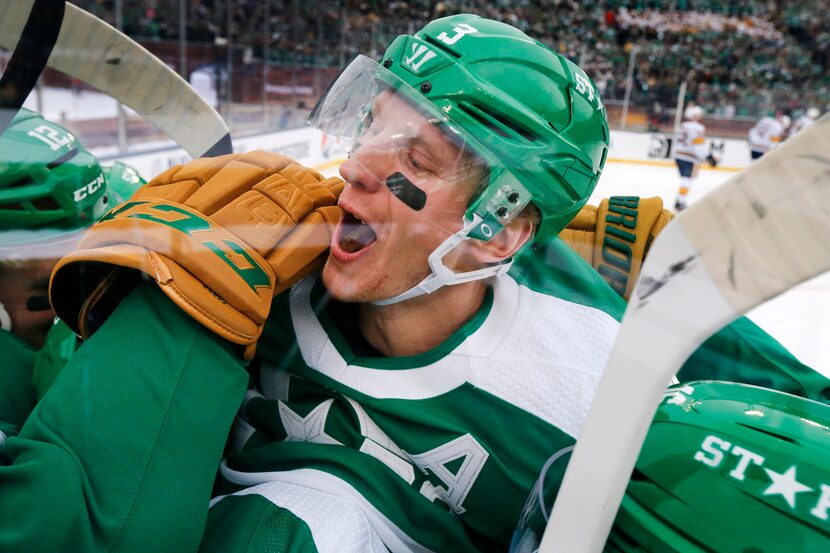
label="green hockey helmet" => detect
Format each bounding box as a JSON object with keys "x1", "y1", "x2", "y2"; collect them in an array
[
  {"x1": 0, "y1": 108, "x2": 108, "y2": 230},
  {"x1": 607, "y1": 381, "x2": 830, "y2": 552},
  {"x1": 0, "y1": 109, "x2": 111, "y2": 260},
  {"x1": 310, "y1": 14, "x2": 608, "y2": 304},
  {"x1": 313, "y1": 13, "x2": 608, "y2": 244},
  {"x1": 510, "y1": 381, "x2": 830, "y2": 553},
  {"x1": 101, "y1": 160, "x2": 146, "y2": 204}
]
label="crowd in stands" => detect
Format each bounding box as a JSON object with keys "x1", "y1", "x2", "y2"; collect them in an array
[{"x1": 76, "y1": 1, "x2": 829, "y2": 119}]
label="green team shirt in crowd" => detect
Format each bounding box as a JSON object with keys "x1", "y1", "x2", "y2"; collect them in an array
[{"x1": 1, "y1": 240, "x2": 828, "y2": 553}]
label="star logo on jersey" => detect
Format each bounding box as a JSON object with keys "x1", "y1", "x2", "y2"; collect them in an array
[
  {"x1": 278, "y1": 399, "x2": 342, "y2": 446},
  {"x1": 763, "y1": 465, "x2": 813, "y2": 509}
]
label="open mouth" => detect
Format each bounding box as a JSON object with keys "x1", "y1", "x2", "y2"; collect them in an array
[{"x1": 337, "y1": 210, "x2": 378, "y2": 254}]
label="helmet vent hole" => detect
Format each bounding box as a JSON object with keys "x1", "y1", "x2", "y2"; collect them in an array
[
  {"x1": 475, "y1": 103, "x2": 536, "y2": 142},
  {"x1": 459, "y1": 103, "x2": 510, "y2": 138},
  {"x1": 737, "y1": 423, "x2": 796, "y2": 443},
  {"x1": 423, "y1": 35, "x2": 461, "y2": 58},
  {"x1": 0, "y1": 202, "x2": 25, "y2": 211},
  {"x1": 46, "y1": 147, "x2": 78, "y2": 170},
  {"x1": 5, "y1": 176, "x2": 33, "y2": 190},
  {"x1": 32, "y1": 196, "x2": 60, "y2": 212},
  {"x1": 459, "y1": 103, "x2": 536, "y2": 143}
]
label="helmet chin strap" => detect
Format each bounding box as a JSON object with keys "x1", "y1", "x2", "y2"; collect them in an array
[
  {"x1": 0, "y1": 301, "x2": 12, "y2": 331},
  {"x1": 372, "y1": 214, "x2": 513, "y2": 306}
]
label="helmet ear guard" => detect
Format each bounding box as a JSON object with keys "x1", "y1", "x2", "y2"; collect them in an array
[{"x1": 465, "y1": 171, "x2": 532, "y2": 241}]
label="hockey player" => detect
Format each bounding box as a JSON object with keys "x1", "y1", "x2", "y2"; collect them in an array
[
  {"x1": 2, "y1": 15, "x2": 616, "y2": 552},
  {"x1": 0, "y1": 109, "x2": 111, "y2": 349},
  {"x1": 672, "y1": 105, "x2": 709, "y2": 211},
  {"x1": 0, "y1": 108, "x2": 144, "y2": 442},
  {"x1": 789, "y1": 107, "x2": 821, "y2": 137},
  {"x1": 1, "y1": 15, "x2": 826, "y2": 553},
  {"x1": 748, "y1": 113, "x2": 790, "y2": 159}
]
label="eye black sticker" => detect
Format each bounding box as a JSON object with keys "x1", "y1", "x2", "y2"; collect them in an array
[{"x1": 386, "y1": 172, "x2": 427, "y2": 211}]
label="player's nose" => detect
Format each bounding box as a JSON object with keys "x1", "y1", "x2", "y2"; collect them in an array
[{"x1": 339, "y1": 145, "x2": 394, "y2": 195}]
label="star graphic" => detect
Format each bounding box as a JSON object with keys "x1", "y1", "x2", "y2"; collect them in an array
[
  {"x1": 762, "y1": 465, "x2": 813, "y2": 509},
  {"x1": 278, "y1": 399, "x2": 342, "y2": 446}
]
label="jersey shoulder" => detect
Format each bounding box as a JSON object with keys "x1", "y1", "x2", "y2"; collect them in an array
[{"x1": 681, "y1": 121, "x2": 706, "y2": 135}]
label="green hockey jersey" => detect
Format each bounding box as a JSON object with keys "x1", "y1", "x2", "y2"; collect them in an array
[
  {"x1": 210, "y1": 271, "x2": 619, "y2": 551},
  {"x1": 1, "y1": 240, "x2": 827, "y2": 553},
  {"x1": 0, "y1": 329, "x2": 36, "y2": 443}
]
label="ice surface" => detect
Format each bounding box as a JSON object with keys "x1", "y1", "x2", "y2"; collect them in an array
[{"x1": 595, "y1": 161, "x2": 830, "y2": 378}]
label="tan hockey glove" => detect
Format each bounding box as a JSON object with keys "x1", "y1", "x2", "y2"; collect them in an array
[
  {"x1": 50, "y1": 151, "x2": 343, "y2": 359},
  {"x1": 559, "y1": 196, "x2": 673, "y2": 300}
]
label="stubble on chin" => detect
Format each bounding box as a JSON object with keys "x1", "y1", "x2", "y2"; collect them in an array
[{"x1": 322, "y1": 257, "x2": 370, "y2": 303}]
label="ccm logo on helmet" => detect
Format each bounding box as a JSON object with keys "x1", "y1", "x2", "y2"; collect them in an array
[
  {"x1": 694, "y1": 434, "x2": 830, "y2": 520},
  {"x1": 73, "y1": 174, "x2": 104, "y2": 202}
]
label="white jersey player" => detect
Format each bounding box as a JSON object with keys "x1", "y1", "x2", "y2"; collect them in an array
[
  {"x1": 789, "y1": 107, "x2": 820, "y2": 138},
  {"x1": 673, "y1": 105, "x2": 708, "y2": 211},
  {"x1": 748, "y1": 114, "x2": 789, "y2": 159}
]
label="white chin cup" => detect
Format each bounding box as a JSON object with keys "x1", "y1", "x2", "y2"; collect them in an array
[
  {"x1": 0, "y1": 301, "x2": 11, "y2": 332},
  {"x1": 372, "y1": 214, "x2": 513, "y2": 306}
]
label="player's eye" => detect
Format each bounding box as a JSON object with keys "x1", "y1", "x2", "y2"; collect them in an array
[{"x1": 405, "y1": 147, "x2": 435, "y2": 176}]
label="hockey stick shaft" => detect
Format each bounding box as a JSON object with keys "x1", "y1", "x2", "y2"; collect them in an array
[
  {"x1": 0, "y1": 0, "x2": 62, "y2": 135},
  {"x1": 0, "y1": 1, "x2": 231, "y2": 157},
  {"x1": 541, "y1": 113, "x2": 830, "y2": 551}
]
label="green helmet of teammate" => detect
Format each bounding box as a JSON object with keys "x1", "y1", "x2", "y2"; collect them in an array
[
  {"x1": 511, "y1": 381, "x2": 830, "y2": 552},
  {"x1": 606, "y1": 381, "x2": 830, "y2": 552},
  {"x1": 0, "y1": 109, "x2": 146, "y2": 259},
  {"x1": 0, "y1": 108, "x2": 108, "y2": 231},
  {"x1": 101, "y1": 160, "x2": 146, "y2": 204}
]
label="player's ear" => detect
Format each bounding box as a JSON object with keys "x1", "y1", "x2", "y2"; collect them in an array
[{"x1": 470, "y1": 216, "x2": 535, "y2": 263}]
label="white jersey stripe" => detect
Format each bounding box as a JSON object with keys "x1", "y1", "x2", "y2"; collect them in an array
[
  {"x1": 288, "y1": 274, "x2": 619, "y2": 436},
  {"x1": 219, "y1": 464, "x2": 434, "y2": 553}
]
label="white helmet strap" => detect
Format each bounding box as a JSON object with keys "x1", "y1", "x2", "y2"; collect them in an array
[{"x1": 372, "y1": 214, "x2": 513, "y2": 306}]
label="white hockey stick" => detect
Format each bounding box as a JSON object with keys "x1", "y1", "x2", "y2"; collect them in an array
[
  {"x1": 540, "y1": 113, "x2": 830, "y2": 552},
  {"x1": 0, "y1": 0, "x2": 231, "y2": 157}
]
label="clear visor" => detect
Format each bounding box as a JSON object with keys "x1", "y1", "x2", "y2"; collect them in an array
[{"x1": 309, "y1": 55, "x2": 487, "y2": 212}]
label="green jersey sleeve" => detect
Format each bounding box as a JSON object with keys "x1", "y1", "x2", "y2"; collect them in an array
[
  {"x1": 0, "y1": 329, "x2": 36, "y2": 440},
  {"x1": 0, "y1": 284, "x2": 248, "y2": 553},
  {"x1": 680, "y1": 316, "x2": 830, "y2": 403}
]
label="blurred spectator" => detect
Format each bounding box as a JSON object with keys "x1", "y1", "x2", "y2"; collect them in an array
[{"x1": 72, "y1": 1, "x2": 829, "y2": 119}]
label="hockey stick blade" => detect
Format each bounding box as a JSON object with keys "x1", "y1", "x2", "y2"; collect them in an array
[
  {"x1": 0, "y1": 0, "x2": 231, "y2": 158},
  {"x1": 541, "y1": 113, "x2": 830, "y2": 552}
]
